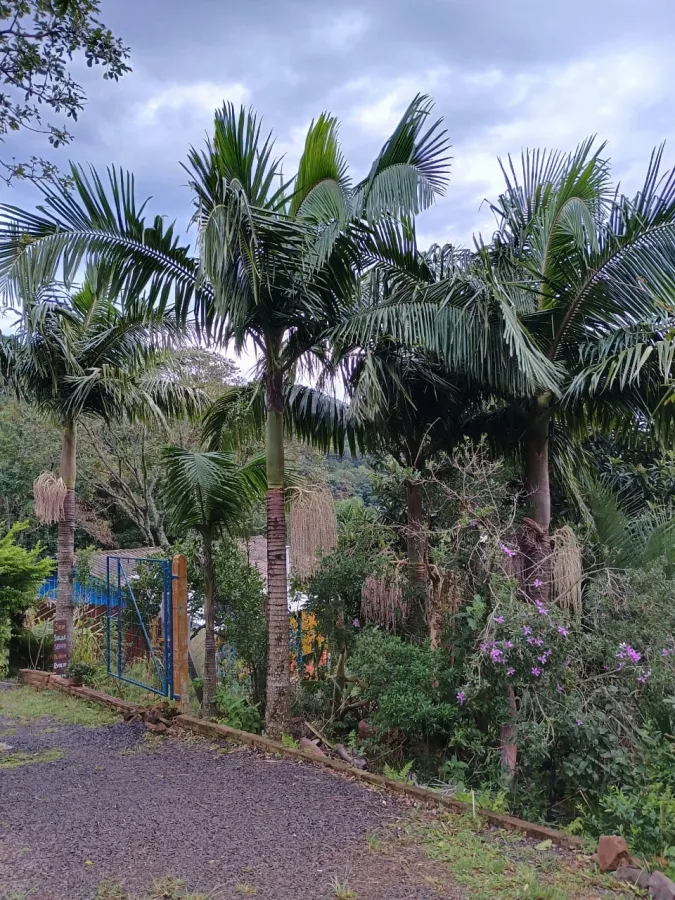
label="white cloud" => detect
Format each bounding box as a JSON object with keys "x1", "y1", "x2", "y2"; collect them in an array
[
  {"x1": 346, "y1": 68, "x2": 450, "y2": 135},
  {"x1": 136, "y1": 81, "x2": 250, "y2": 127}
]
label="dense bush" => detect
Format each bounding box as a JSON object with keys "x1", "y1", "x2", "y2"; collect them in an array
[
  {"x1": 351, "y1": 629, "x2": 458, "y2": 738},
  {"x1": 214, "y1": 685, "x2": 261, "y2": 733},
  {"x1": 0, "y1": 523, "x2": 53, "y2": 674},
  {"x1": 214, "y1": 539, "x2": 267, "y2": 709},
  {"x1": 345, "y1": 559, "x2": 675, "y2": 850}
]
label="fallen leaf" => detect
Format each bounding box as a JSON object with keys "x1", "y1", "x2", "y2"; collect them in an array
[{"x1": 535, "y1": 839, "x2": 553, "y2": 851}]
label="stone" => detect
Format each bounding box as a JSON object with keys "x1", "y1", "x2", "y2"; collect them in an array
[
  {"x1": 649, "y1": 871, "x2": 675, "y2": 900},
  {"x1": 615, "y1": 866, "x2": 651, "y2": 890},
  {"x1": 597, "y1": 835, "x2": 630, "y2": 872},
  {"x1": 299, "y1": 737, "x2": 325, "y2": 757},
  {"x1": 357, "y1": 719, "x2": 376, "y2": 740},
  {"x1": 144, "y1": 720, "x2": 167, "y2": 733}
]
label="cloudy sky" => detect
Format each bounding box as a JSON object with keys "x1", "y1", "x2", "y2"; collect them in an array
[{"x1": 6, "y1": 0, "x2": 675, "y2": 248}]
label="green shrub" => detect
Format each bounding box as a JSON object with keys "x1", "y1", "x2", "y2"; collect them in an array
[
  {"x1": 65, "y1": 661, "x2": 97, "y2": 685},
  {"x1": 589, "y1": 783, "x2": 675, "y2": 857},
  {"x1": 213, "y1": 686, "x2": 261, "y2": 733},
  {"x1": 0, "y1": 523, "x2": 53, "y2": 674},
  {"x1": 351, "y1": 629, "x2": 458, "y2": 738}
]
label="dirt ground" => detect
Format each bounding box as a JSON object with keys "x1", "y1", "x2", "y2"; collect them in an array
[{"x1": 0, "y1": 687, "x2": 462, "y2": 900}]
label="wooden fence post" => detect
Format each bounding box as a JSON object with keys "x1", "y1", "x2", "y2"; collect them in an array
[{"x1": 172, "y1": 554, "x2": 190, "y2": 713}]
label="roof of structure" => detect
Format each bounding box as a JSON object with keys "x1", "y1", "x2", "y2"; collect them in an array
[{"x1": 90, "y1": 548, "x2": 162, "y2": 582}]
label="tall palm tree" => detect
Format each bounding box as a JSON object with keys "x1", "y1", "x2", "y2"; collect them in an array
[
  {"x1": 186, "y1": 100, "x2": 454, "y2": 734},
  {"x1": 482, "y1": 140, "x2": 675, "y2": 601},
  {"x1": 162, "y1": 448, "x2": 266, "y2": 717},
  {"x1": 329, "y1": 234, "x2": 556, "y2": 598},
  {"x1": 0, "y1": 269, "x2": 203, "y2": 666}
]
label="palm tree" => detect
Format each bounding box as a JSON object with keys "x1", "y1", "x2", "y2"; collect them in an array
[
  {"x1": 482, "y1": 140, "x2": 675, "y2": 601},
  {"x1": 327, "y1": 233, "x2": 556, "y2": 601},
  {"x1": 0, "y1": 269, "x2": 203, "y2": 666},
  {"x1": 162, "y1": 448, "x2": 266, "y2": 717},
  {"x1": 186, "y1": 100, "x2": 456, "y2": 735}
]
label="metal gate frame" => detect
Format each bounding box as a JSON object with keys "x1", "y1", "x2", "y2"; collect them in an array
[{"x1": 105, "y1": 555, "x2": 174, "y2": 697}]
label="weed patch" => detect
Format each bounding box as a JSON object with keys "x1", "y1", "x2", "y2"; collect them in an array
[
  {"x1": 0, "y1": 686, "x2": 118, "y2": 726},
  {"x1": 389, "y1": 812, "x2": 634, "y2": 900},
  {"x1": 0, "y1": 747, "x2": 64, "y2": 769}
]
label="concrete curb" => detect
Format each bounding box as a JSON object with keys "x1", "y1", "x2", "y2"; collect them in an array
[{"x1": 17, "y1": 669, "x2": 583, "y2": 851}]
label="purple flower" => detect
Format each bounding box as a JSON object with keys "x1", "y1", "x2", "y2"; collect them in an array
[
  {"x1": 456, "y1": 691, "x2": 466, "y2": 705},
  {"x1": 531, "y1": 667, "x2": 542, "y2": 677},
  {"x1": 503, "y1": 640, "x2": 514, "y2": 650},
  {"x1": 491, "y1": 647, "x2": 504, "y2": 663},
  {"x1": 617, "y1": 662, "x2": 625, "y2": 671},
  {"x1": 537, "y1": 654, "x2": 549, "y2": 665},
  {"x1": 523, "y1": 626, "x2": 532, "y2": 636},
  {"x1": 527, "y1": 637, "x2": 536, "y2": 645},
  {"x1": 557, "y1": 626, "x2": 569, "y2": 637},
  {"x1": 501, "y1": 544, "x2": 517, "y2": 558},
  {"x1": 638, "y1": 669, "x2": 652, "y2": 684},
  {"x1": 495, "y1": 616, "x2": 505, "y2": 624},
  {"x1": 534, "y1": 638, "x2": 544, "y2": 647},
  {"x1": 662, "y1": 648, "x2": 670, "y2": 657},
  {"x1": 533, "y1": 578, "x2": 543, "y2": 588},
  {"x1": 507, "y1": 667, "x2": 516, "y2": 676},
  {"x1": 535, "y1": 602, "x2": 549, "y2": 617},
  {"x1": 352, "y1": 618, "x2": 360, "y2": 628},
  {"x1": 617, "y1": 643, "x2": 642, "y2": 664},
  {"x1": 576, "y1": 719, "x2": 583, "y2": 727},
  {"x1": 556, "y1": 683, "x2": 564, "y2": 694}
]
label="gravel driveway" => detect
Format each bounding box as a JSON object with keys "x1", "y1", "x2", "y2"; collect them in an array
[{"x1": 0, "y1": 700, "x2": 461, "y2": 900}]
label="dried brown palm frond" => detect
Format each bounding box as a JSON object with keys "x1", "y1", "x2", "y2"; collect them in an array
[
  {"x1": 290, "y1": 486, "x2": 337, "y2": 581},
  {"x1": 33, "y1": 472, "x2": 68, "y2": 525},
  {"x1": 552, "y1": 525, "x2": 583, "y2": 616},
  {"x1": 361, "y1": 569, "x2": 409, "y2": 632}
]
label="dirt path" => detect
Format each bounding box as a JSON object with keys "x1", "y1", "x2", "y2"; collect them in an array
[{"x1": 0, "y1": 689, "x2": 461, "y2": 900}]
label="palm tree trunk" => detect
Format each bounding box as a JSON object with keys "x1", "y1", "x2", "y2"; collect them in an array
[
  {"x1": 264, "y1": 367, "x2": 290, "y2": 739},
  {"x1": 406, "y1": 478, "x2": 427, "y2": 591},
  {"x1": 56, "y1": 421, "x2": 77, "y2": 669},
  {"x1": 202, "y1": 529, "x2": 217, "y2": 718},
  {"x1": 521, "y1": 401, "x2": 552, "y2": 604}
]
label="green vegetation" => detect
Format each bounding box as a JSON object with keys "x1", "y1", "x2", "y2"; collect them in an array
[
  {"x1": 0, "y1": 747, "x2": 64, "y2": 769},
  {"x1": 330, "y1": 877, "x2": 359, "y2": 900},
  {"x1": 0, "y1": 524, "x2": 53, "y2": 674},
  {"x1": 94, "y1": 878, "x2": 223, "y2": 900},
  {"x1": 397, "y1": 814, "x2": 632, "y2": 900},
  {"x1": 0, "y1": 1, "x2": 130, "y2": 185},
  {"x1": 0, "y1": 685, "x2": 118, "y2": 726}
]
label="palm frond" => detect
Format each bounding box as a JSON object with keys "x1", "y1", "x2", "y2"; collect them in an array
[
  {"x1": 162, "y1": 447, "x2": 267, "y2": 536},
  {"x1": 355, "y1": 94, "x2": 451, "y2": 220}
]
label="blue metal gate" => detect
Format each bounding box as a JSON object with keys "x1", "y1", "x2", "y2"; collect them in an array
[{"x1": 106, "y1": 556, "x2": 174, "y2": 697}]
